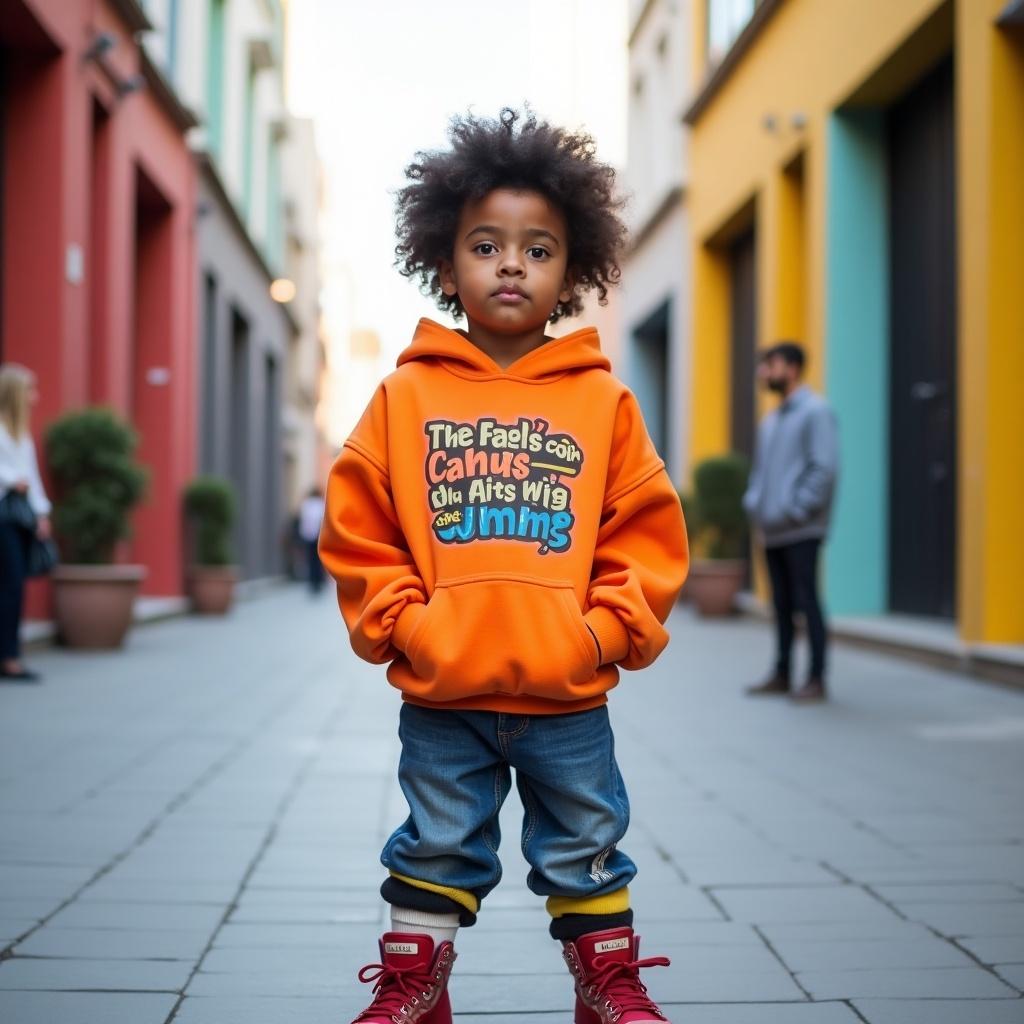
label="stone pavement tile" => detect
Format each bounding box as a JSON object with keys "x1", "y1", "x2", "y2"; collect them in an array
[
  {"x1": 458, "y1": 1008, "x2": 860, "y2": 1024},
  {"x1": 655, "y1": 966, "x2": 805, "y2": 1002},
  {"x1": 905, "y1": 902, "x2": 1024, "y2": 937},
  {"x1": 629, "y1": 885, "x2": 725, "y2": 921},
  {"x1": 0, "y1": 956, "x2": 190, "y2": 991},
  {"x1": 14, "y1": 926, "x2": 210, "y2": 959},
  {"x1": 768, "y1": 936, "x2": 978, "y2": 971},
  {"x1": 995, "y1": 964, "x2": 1024, "y2": 990},
  {"x1": 228, "y1": 901, "x2": 380, "y2": 925},
  {"x1": 711, "y1": 886, "x2": 898, "y2": 925},
  {"x1": 957, "y1": 934, "x2": 1024, "y2": 964},
  {"x1": 47, "y1": 900, "x2": 226, "y2": 931},
  {"x1": 758, "y1": 920, "x2": 942, "y2": 946},
  {"x1": 871, "y1": 883, "x2": 1024, "y2": 904},
  {"x1": 79, "y1": 877, "x2": 238, "y2": 904},
  {"x1": 634, "y1": 920, "x2": 764, "y2": 946},
  {"x1": 174, "y1": 995, "x2": 342, "y2": 1024},
  {"x1": 0, "y1": 990, "x2": 177, "y2": 1024},
  {"x1": 679, "y1": 858, "x2": 838, "y2": 886},
  {"x1": 853, "y1": 998, "x2": 1024, "y2": 1023},
  {"x1": 0, "y1": 864, "x2": 94, "y2": 897},
  {"x1": 213, "y1": 922, "x2": 381, "y2": 949},
  {"x1": 796, "y1": 965, "x2": 1018, "y2": 999},
  {"x1": 449, "y1": 972, "x2": 572, "y2": 1012},
  {"x1": 185, "y1": 967, "x2": 361, "y2": 999}
]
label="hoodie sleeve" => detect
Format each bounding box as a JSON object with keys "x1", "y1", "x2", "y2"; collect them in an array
[
  {"x1": 582, "y1": 391, "x2": 689, "y2": 671},
  {"x1": 318, "y1": 386, "x2": 427, "y2": 664}
]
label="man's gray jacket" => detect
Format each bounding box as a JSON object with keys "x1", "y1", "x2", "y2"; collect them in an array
[{"x1": 742, "y1": 386, "x2": 839, "y2": 549}]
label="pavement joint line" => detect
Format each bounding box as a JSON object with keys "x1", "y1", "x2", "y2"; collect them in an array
[
  {"x1": 0, "y1": 655, "x2": 334, "y2": 963},
  {"x1": 696, "y1": 886, "x2": 732, "y2": 922},
  {"x1": 162, "y1": 700, "x2": 348, "y2": 1024},
  {"x1": 843, "y1": 998, "x2": 872, "y2": 1022},
  {"x1": 827, "y1": 861, "x2": 1024, "y2": 997},
  {"x1": 750, "y1": 923, "x2": 813, "y2": 1001}
]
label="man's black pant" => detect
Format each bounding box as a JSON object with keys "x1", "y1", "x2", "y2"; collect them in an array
[{"x1": 765, "y1": 538, "x2": 827, "y2": 683}]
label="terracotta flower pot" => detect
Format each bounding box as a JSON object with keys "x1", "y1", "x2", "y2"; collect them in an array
[
  {"x1": 687, "y1": 559, "x2": 747, "y2": 617},
  {"x1": 187, "y1": 565, "x2": 238, "y2": 615},
  {"x1": 52, "y1": 564, "x2": 147, "y2": 648}
]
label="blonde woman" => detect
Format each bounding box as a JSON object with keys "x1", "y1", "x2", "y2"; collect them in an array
[{"x1": 0, "y1": 364, "x2": 50, "y2": 681}]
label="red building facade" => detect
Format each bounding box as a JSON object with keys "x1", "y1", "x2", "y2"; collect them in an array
[{"x1": 1, "y1": 0, "x2": 198, "y2": 603}]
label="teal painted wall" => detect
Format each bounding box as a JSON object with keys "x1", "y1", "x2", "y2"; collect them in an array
[
  {"x1": 206, "y1": 0, "x2": 225, "y2": 159},
  {"x1": 825, "y1": 110, "x2": 889, "y2": 614}
]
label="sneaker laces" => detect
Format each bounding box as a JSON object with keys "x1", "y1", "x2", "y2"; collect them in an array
[
  {"x1": 589, "y1": 953, "x2": 670, "y2": 1017},
  {"x1": 354, "y1": 961, "x2": 435, "y2": 1022}
]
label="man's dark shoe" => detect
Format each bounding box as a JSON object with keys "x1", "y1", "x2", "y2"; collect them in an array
[
  {"x1": 745, "y1": 674, "x2": 790, "y2": 696},
  {"x1": 0, "y1": 665, "x2": 40, "y2": 682},
  {"x1": 791, "y1": 679, "x2": 826, "y2": 702}
]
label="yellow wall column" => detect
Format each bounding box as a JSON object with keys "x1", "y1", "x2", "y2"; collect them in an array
[
  {"x1": 957, "y1": 6, "x2": 1024, "y2": 643},
  {"x1": 689, "y1": 241, "x2": 731, "y2": 465}
]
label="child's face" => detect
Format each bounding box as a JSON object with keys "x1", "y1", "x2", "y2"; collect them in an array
[{"x1": 439, "y1": 189, "x2": 574, "y2": 338}]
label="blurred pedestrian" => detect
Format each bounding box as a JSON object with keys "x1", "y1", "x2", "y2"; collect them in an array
[
  {"x1": 297, "y1": 486, "x2": 326, "y2": 595},
  {"x1": 742, "y1": 343, "x2": 838, "y2": 702},
  {"x1": 0, "y1": 364, "x2": 51, "y2": 681}
]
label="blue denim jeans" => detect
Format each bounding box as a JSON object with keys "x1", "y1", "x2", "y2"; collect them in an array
[{"x1": 382, "y1": 704, "x2": 636, "y2": 905}]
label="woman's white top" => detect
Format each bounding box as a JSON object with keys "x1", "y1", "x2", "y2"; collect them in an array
[
  {"x1": 0, "y1": 423, "x2": 51, "y2": 515},
  {"x1": 297, "y1": 494, "x2": 325, "y2": 543}
]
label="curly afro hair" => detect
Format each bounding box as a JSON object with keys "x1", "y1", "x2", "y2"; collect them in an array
[{"x1": 394, "y1": 107, "x2": 628, "y2": 323}]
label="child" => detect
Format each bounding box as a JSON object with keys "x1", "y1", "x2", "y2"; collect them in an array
[{"x1": 319, "y1": 108, "x2": 688, "y2": 1024}]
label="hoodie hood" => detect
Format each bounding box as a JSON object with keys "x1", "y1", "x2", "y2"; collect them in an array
[{"x1": 397, "y1": 318, "x2": 610, "y2": 380}]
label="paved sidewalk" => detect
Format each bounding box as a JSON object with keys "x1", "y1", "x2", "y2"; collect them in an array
[{"x1": 1, "y1": 587, "x2": 1022, "y2": 1023}]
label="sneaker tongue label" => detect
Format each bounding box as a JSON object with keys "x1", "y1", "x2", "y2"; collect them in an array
[
  {"x1": 385, "y1": 942, "x2": 419, "y2": 955},
  {"x1": 595, "y1": 937, "x2": 630, "y2": 953}
]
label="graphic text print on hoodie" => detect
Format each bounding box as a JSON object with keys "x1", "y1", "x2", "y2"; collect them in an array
[{"x1": 319, "y1": 318, "x2": 690, "y2": 716}]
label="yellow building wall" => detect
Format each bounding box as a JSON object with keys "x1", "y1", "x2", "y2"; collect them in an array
[
  {"x1": 687, "y1": 0, "x2": 1024, "y2": 642},
  {"x1": 958, "y1": 3, "x2": 1024, "y2": 643}
]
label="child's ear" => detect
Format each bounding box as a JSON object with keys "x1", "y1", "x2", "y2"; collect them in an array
[
  {"x1": 558, "y1": 268, "x2": 577, "y2": 305},
  {"x1": 438, "y1": 259, "x2": 458, "y2": 297}
]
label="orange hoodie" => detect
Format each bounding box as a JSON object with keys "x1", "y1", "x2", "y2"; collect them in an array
[{"x1": 319, "y1": 318, "x2": 689, "y2": 715}]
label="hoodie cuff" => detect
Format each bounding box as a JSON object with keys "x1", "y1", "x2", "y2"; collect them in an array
[
  {"x1": 392, "y1": 602, "x2": 427, "y2": 653},
  {"x1": 583, "y1": 606, "x2": 631, "y2": 666}
]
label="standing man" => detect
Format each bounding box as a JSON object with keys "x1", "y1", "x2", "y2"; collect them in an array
[{"x1": 743, "y1": 343, "x2": 838, "y2": 702}]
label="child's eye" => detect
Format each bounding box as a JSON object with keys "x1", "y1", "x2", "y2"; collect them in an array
[
  {"x1": 474, "y1": 242, "x2": 497, "y2": 255},
  {"x1": 527, "y1": 246, "x2": 550, "y2": 259}
]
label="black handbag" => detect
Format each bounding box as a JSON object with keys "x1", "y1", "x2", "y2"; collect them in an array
[
  {"x1": 0, "y1": 489, "x2": 58, "y2": 577},
  {"x1": 0, "y1": 489, "x2": 37, "y2": 532}
]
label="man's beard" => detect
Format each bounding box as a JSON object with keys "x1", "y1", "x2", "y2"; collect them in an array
[{"x1": 766, "y1": 377, "x2": 788, "y2": 394}]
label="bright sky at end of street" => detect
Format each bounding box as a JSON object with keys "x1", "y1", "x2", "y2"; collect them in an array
[{"x1": 285, "y1": 0, "x2": 628, "y2": 446}]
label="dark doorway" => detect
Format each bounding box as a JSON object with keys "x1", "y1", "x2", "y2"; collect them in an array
[
  {"x1": 887, "y1": 56, "x2": 957, "y2": 618},
  {"x1": 633, "y1": 299, "x2": 670, "y2": 460},
  {"x1": 729, "y1": 228, "x2": 757, "y2": 462},
  {"x1": 229, "y1": 309, "x2": 250, "y2": 573}
]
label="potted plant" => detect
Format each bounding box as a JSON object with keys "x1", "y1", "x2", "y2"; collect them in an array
[
  {"x1": 686, "y1": 453, "x2": 750, "y2": 617},
  {"x1": 45, "y1": 408, "x2": 149, "y2": 648},
  {"x1": 676, "y1": 489, "x2": 696, "y2": 603},
  {"x1": 183, "y1": 476, "x2": 238, "y2": 614}
]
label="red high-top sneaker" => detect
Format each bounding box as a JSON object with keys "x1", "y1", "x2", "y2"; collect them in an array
[
  {"x1": 352, "y1": 931, "x2": 456, "y2": 1024},
  {"x1": 562, "y1": 926, "x2": 671, "y2": 1024}
]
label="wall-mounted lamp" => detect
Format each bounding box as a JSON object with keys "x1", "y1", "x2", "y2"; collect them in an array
[
  {"x1": 270, "y1": 278, "x2": 297, "y2": 304},
  {"x1": 791, "y1": 112, "x2": 808, "y2": 130},
  {"x1": 82, "y1": 30, "x2": 117, "y2": 64},
  {"x1": 762, "y1": 113, "x2": 779, "y2": 133}
]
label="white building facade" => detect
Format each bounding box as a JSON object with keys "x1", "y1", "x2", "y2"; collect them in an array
[{"x1": 622, "y1": 0, "x2": 693, "y2": 487}]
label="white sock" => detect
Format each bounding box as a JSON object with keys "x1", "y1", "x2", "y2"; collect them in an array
[{"x1": 389, "y1": 905, "x2": 460, "y2": 948}]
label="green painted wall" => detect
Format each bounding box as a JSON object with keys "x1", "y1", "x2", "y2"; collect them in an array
[{"x1": 824, "y1": 110, "x2": 889, "y2": 614}]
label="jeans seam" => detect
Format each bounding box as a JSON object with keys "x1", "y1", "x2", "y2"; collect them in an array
[{"x1": 520, "y1": 780, "x2": 539, "y2": 856}]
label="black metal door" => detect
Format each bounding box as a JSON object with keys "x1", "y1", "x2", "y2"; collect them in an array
[
  {"x1": 887, "y1": 57, "x2": 957, "y2": 618},
  {"x1": 729, "y1": 228, "x2": 756, "y2": 462}
]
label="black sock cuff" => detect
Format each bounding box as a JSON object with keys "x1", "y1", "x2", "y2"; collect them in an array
[
  {"x1": 549, "y1": 909, "x2": 634, "y2": 941},
  {"x1": 380, "y1": 877, "x2": 478, "y2": 927}
]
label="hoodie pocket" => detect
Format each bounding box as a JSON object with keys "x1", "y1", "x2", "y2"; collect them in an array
[{"x1": 404, "y1": 574, "x2": 599, "y2": 703}]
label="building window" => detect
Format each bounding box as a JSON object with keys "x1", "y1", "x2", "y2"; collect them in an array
[
  {"x1": 707, "y1": 0, "x2": 755, "y2": 66},
  {"x1": 166, "y1": 0, "x2": 180, "y2": 79}
]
